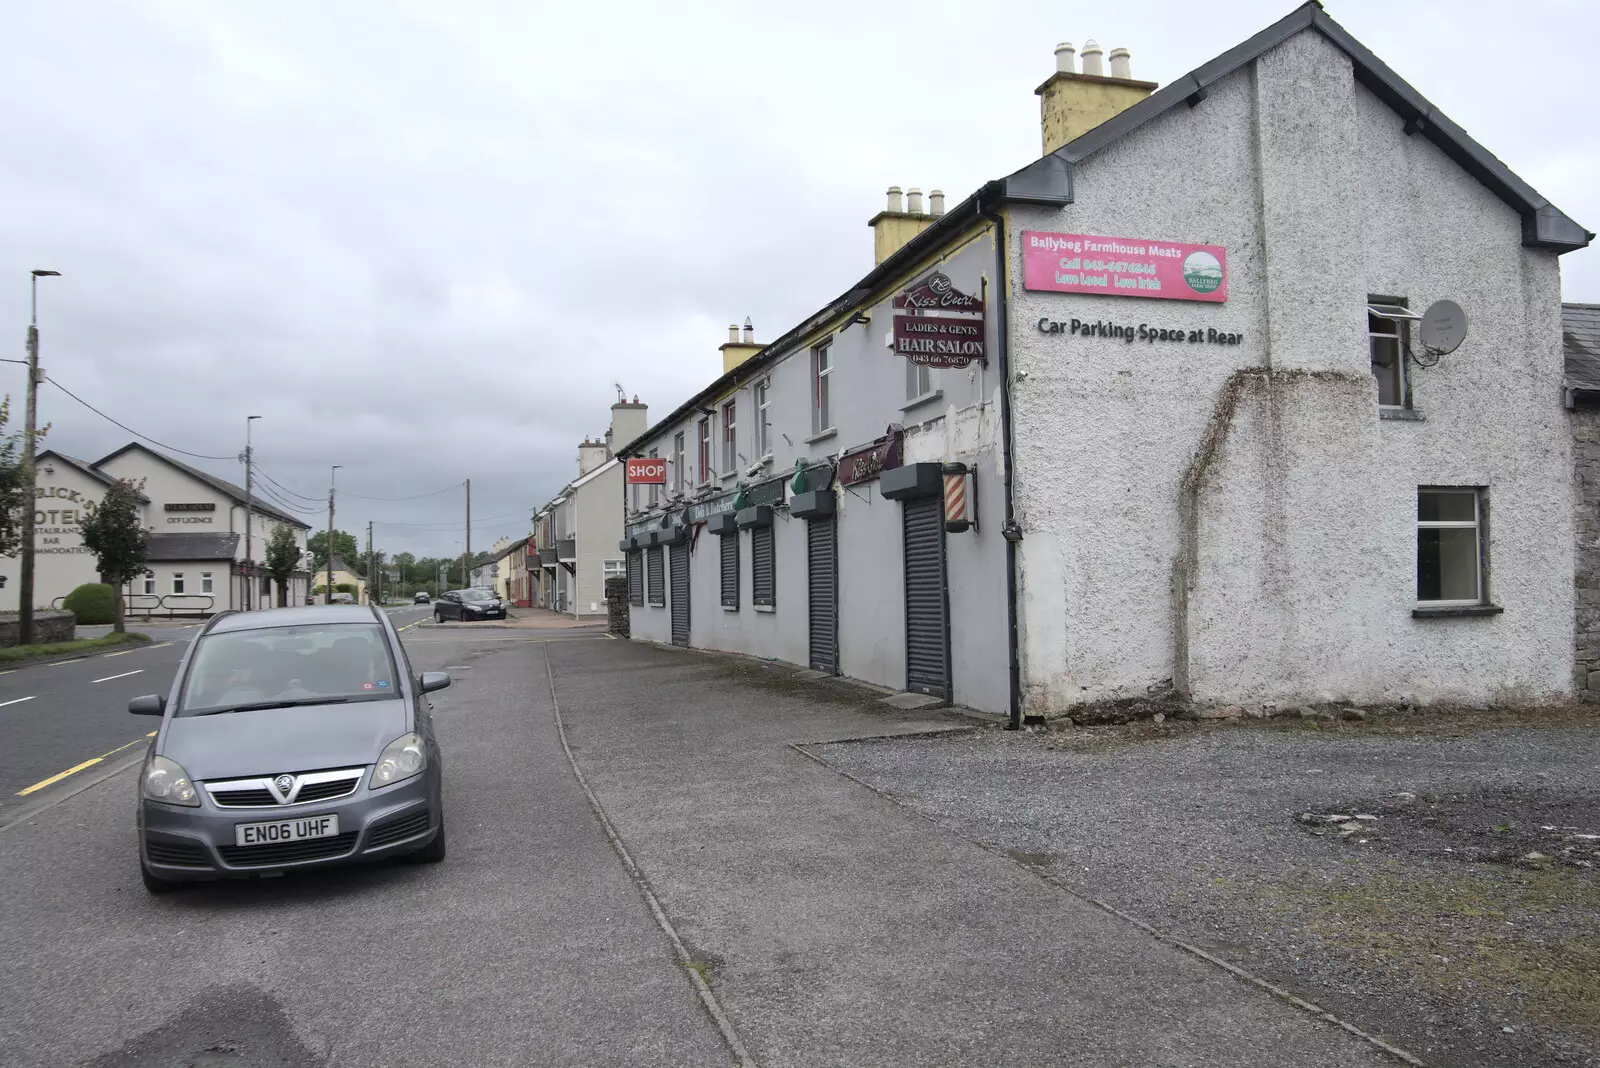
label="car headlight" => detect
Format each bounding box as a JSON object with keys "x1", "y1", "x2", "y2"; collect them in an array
[
  {"x1": 143, "y1": 755, "x2": 199, "y2": 806},
  {"x1": 371, "y1": 733, "x2": 426, "y2": 788}
]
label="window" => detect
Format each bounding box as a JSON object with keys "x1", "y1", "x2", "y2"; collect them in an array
[
  {"x1": 177, "y1": 623, "x2": 397, "y2": 716},
  {"x1": 201, "y1": 572, "x2": 214, "y2": 594},
  {"x1": 671, "y1": 432, "x2": 685, "y2": 494},
  {"x1": 720, "y1": 533, "x2": 739, "y2": 609},
  {"x1": 143, "y1": 577, "x2": 155, "y2": 595},
  {"x1": 722, "y1": 400, "x2": 738, "y2": 474},
  {"x1": 812, "y1": 344, "x2": 832, "y2": 433},
  {"x1": 646, "y1": 546, "x2": 665, "y2": 605},
  {"x1": 628, "y1": 552, "x2": 644, "y2": 606},
  {"x1": 1368, "y1": 298, "x2": 1419, "y2": 408},
  {"x1": 1417, "y1": 488, "x2": 1484, "y2": 605},
  {"x1": 647, "y1": 448, "x2": 660, "y2": 507},
  {"x1": 751, "y1": 525, "x2": 775, "y2": 607},
  {"x1": 172, "y1": 572, "x2": 185, "y2": 595},
  {"x1": 697, "y1": 417, "x2": 712, "y2": 485},
  {"x1": 755, "y1": 379, "x2": 772, "y2": 459},
  {"x1": 603, "y1": 559, "x2": 626, "y2": 580},
  {"x1": 907, "y1": 357, "x2": 932, "y2": 401}
]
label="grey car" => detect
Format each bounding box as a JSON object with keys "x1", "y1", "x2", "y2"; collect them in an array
[{"x1": 132, "y1": 604, "x2": 450, "y2": 893}]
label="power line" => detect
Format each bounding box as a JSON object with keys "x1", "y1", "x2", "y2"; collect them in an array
[
  {"x1": 45, "y1": 376, "x2": 237, "y2": 461},
  {"x1": 253, "y1": 466, "x2": 326, "y2": 504},
  {"x1": 338, "y1": 481, "x2": 466, "y2": 502},
  {"x1": 252, "y1": 482, "x2": 324, "y2": 516}
]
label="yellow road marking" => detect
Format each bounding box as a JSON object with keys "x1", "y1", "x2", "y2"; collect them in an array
[
  {"x1": 16, "y1": 732, "x2": 156, "y2": 797},
  {"x1": 0, "y1": 670, "x2": 12, "y2": 675}
]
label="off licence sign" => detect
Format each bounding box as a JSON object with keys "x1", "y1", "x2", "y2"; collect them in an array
[{"x1": 625, "y1": 457, "x2": 666, "y2": 484}]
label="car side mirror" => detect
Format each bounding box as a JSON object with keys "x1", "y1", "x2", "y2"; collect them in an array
[
  {"x1": 419, "y1": 671, "x2": 451, "y2": 694},
  {"x1": 129, "y1": 694, "x2": 166, "y2": 716}
]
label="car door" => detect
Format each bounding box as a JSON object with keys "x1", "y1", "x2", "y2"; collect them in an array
[{"x1": 444, "y1": 592, "x2": 461, "y2": 620}]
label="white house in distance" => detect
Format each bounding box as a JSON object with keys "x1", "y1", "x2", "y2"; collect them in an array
[
  {"x1": 0, "y1": 443, "x2": 314, "y2": 615},
  {"x1": 615, "y1": 3, "x2": 1590, "y2": 722}
]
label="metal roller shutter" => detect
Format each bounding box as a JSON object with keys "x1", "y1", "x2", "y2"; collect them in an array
[
  {"x1": 720, "y1": 534, "x2": 739, "y2": 609},
  {"x1": 751, "y1": 525, "x2": 775, "y2": 607},
  {"x1": 628, "y1": 551, "x2": 644, "y2": 606},
  {"x1": 902, "y1": 494, "x2": 949, "y2": 698},
  {"x1": 647, "y1": 546, "x2": 664, "y2": 605},
  {"x1": 807, "y1": 517, "x2": 837, "y2": 673},
  {"x1": 670, "y1": 543, "x2": 691, "y2": 646}
]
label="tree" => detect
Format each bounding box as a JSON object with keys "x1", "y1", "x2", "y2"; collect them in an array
[
  {"x1": 79, "y1": 478, "x2": 149, "y2": 634},
  {"x1": 264, "y1": 524, "x2": 301, "y2": 607},
  {"x1": 0, "y1": 396, "x2": 33, "y2": 558},
  {"x1": 308, "y1": 529, "x2": 360, "y2": 575}
]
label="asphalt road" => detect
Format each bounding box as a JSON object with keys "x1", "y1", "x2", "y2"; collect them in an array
[{"x1": 0, "y1": 620, "x2": 726, "y2": 1067}]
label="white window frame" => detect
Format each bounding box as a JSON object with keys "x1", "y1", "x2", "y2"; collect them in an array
[
  {"x1": 906, "y1": 357, "x2": 932, "y2": 401},
  {"x1": 755, "y1": 378, "x2": 772, "y2": 459},
  {"x1": 812, "y1": 343, "x2": 832, "y2": 434},
  {"x1": 721, "y1": 400, "x2": 737, "y2": 475},
  {"x1": 1416, "y1": 487, "x2": 1483, "y2": 607},
  {"x1": 172, "y1": 572, "x2": 185, "y2": 595},
  {"x1": 671, "y1": 432, "x2": 685, "y2": 495},
  {"x1": 647, "y1": 448, "x2": 660, "y2": 507},
  {"x1": 1368, "y1": 298, "x2": 1418, "y2": 410},
  {"x1": 143, "y1": 576, "x2": 156, "y2": 595},
  {"x1": 201, "y1": 572, "x2": 214, "y2": 594},
  {"x1": 603, "y1": 559, "x2": 626, "y2": 580},
  {"x1": 697, "y1": 417, "x2": 712, "y2": 485}
]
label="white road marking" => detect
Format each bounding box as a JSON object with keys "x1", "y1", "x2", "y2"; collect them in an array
[
  {"x1": 49, "y1": 658, "x2": 87, "y2": 667},
  {"x1": 92, "y1": 669, "x2": 144, "y2": 684},
  {"x1": 0, "y1": 697, "x2": 36, "y2": 709}
]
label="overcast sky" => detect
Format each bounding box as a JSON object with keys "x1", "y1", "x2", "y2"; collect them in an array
[{"x1": 2, "y1": 0, "x2": 1594, "y2": 558}]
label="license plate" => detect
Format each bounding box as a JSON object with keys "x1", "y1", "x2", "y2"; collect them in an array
[{"x1": 234, "y1": 814, "x2": 340, "y2": 847}]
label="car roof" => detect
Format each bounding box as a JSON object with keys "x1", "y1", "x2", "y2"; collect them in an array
[{"x1": 204, "y1": 605, "x2": 382, "y2": 633}]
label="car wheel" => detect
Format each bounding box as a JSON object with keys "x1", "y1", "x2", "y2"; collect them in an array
[
  {"x1": 407, "y1": 818, "x2": 446, "y2": 864},
  {"x1": 140, "y1": 858, "x2": 183, "y2": 894},
  {"x1": 434, "y1": 610, "x2": 443, "y2": 623}
]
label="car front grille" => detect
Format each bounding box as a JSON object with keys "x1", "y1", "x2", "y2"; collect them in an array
[
  {"x1": 145, "y1": 839, "x2": 211, "y2": 867},
  {"x1": 293, "y1": 779, "x2": 360, "y2": 804},
  {"x1": 206, "y1": 768, "x2": 365, "y2": 808},
  {"x1": 218, "y1": 832, "x2": 359, "y2": 867},
  {"x1": 367, "y1": 810, "x2": 431, "y2": 849},
  {"x1": 209, "y1": 787, "x2": 278, "y2": 807}
]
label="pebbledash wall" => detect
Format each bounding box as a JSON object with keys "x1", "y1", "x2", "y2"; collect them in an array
[
  {"x1": 1007, "y1": 28, "x2": 1574, "y2": 709},
  {"x1": 624, "y1": 229, "x2": 1012, "y2": 715},
  {"x1": 619, "y1": 3, "x2": 1587, "y2": 715}
]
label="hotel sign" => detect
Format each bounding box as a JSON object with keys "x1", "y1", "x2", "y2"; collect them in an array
[{"x1": 1022, "y1": 231, "x2": 1227, "y2": 303}]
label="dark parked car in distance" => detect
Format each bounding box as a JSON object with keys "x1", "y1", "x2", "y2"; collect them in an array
[
  {"x1": 131, "y1": 604, "x2": 450, "y2": 893},
  {"x1": 434, "y1": 588, "x2": 507, "y2": 622},
  {"x1": 413, "y1": 591, "x2": 429, "y2": 604}
]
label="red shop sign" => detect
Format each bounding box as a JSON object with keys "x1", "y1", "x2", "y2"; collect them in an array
[
  {"x1": 838, "y1": 434, "x2": 903, "y2": 486},
  {"x1": 625, "y1": 457, "x2": 666, "y2": 484}
]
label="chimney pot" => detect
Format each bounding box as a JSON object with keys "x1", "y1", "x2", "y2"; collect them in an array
[
  {"x1": 907, "y1": 187, "x2": 924, "y2": 214},
  {"x1": 1054, "y1": 41, "x2": 1075, "y2": 74},
  {"x1": 632, "y1": 395, "x2": 638, "y2": 403},
  {"x1": 1080, "y1": 39, "x2": 1103, "y2": 77},
  {"x1": 887, "y1": 185, "x2": 904, "y2": 213},
  {"x1": 1108, "y1": 47, "x2": 1131, "y2": 79},
  {"x1": 929, "y1": 189, "x2": 945, "y2": 215},
  {"x1": 742, "y1": 317, "x2": 754, "y2": 344},
  {"x1": 727, "y1": 324, "x2": 739, "y2": 343}
]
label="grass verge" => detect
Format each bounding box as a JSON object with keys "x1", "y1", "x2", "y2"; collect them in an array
[{"x1": 0, "y1": 631, "x2": 151, "y2": 664}]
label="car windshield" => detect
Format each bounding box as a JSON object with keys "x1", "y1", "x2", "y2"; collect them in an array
[
  {"x1": 460, "y1": 589, "x2": 494, "y2": 602},
  {"x1": 177, "y1": 623, "x2": 399, "y2": 716}
]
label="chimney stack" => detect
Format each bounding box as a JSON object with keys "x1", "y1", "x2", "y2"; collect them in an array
[
  {"x1": 719, "y1": 317, "x2": 764, "y2": 373},
  {"x1": 1036, "y1": 39, "x2": 1156, "y2": 156},
  {"x1": 870, "y1": 182, "x2": 940, "y2": 264},
  {"x1": 608, "y1": 396, "x2": 649, "y2": 456},
  {"x1": 929, "y1": 189, "x2": 945, "y2": 216}
]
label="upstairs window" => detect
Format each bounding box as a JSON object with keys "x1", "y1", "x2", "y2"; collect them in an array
[
  {"x1": 671, "y1": 432, "x2": 685, "y2": 494},
  {"x1": 754, "y1": 379, "x2": 772, "y2": 459},
  {"x1": 812, "y1": 343, "x2": 833, "y2": 434},
  {"x1": 647, "y1": 448, "x2": 660, "y2": 507},
  {"x1": 722, "y1": 400, "x2": 737, "y2": 475},
  {"x1": 697, "y1": 418, "x2": 711, "y2": 485},
  {"x1": 907, "y1": 357, "x2": 932, "y2": 401},
  {"x1": 1368, "y1": 298, "x2": 1420, "y2": 409}
]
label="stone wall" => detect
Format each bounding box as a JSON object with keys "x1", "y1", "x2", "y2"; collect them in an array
[
  {"x1": 604, "y1": 576, "x2": 629, "y2": 638},
  {"x1": 0, "y1": 610, "x2": 77, "y2": 647},
  {"x1": 1573, "y1": 409, "x2": 1600, "y2": 695}
]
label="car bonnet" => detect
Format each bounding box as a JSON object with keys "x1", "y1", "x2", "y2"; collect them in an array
[{"x1": 158, "y1": 699, "x2": 410, "y2": 781}]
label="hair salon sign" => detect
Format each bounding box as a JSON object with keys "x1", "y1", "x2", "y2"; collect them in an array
[
  {"x1": 891, "y1": 272, "x2": 986, "y2": 368},
  {"x1": 1022, "y1": 231, "x2": 1227, "y2": 303}
]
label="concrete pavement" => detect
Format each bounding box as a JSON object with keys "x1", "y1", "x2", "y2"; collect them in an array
[{"x1": 545, "y1": 637, "x2": 1402, "y2": 1067}]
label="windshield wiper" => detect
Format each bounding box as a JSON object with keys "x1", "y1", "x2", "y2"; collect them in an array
[{"x1": 191, "y1": 697, "x2": 352, "y2": 717}]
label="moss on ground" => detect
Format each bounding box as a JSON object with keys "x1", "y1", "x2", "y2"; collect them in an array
[{"x1": 0, "y1": 631, "x2": 150, "y2": 664}]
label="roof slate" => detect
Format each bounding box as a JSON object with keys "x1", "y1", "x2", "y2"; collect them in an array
[
  {"x1": 1564, "y1": 304, "x2": 1600, "y2": 393},
  {"x1": 92, "y1": 443, "x2": 312, "y2": 529},
  {"x1": 145, "y1": 532, "x2": 241, "y2": 562}
]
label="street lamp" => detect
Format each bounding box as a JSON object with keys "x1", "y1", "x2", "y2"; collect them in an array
[
  {"x1": 325, "y1": 465, "x2": 341, "y2": 604},
  {"x1": 243, "y1": 415, "x2": 261, "y2": 610},
  {"x1": 18, "y1": 269, "x2": 61, "y2": 645}
]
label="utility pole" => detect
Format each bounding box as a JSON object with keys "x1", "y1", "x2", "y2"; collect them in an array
[
  {"x1": 326, "y1": 465, "x2": 341, "y2": 603},
  {"x1": 464, "y1": 478, "x2": 472, "y2": 588},
  {"x1": 19, "y1": 269, "x2": 60, "y2": 646},
  {"x1": 366, "y1": 520, "x2": 374, "y2": 605},
  {"x1": 243, "y1": 415, "x2": 261, "y2": 611}
]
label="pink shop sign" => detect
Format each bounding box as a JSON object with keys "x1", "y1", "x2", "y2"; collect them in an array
[{"x1": 1022, "y1": 231, "x2": 1227, "y2": 303}]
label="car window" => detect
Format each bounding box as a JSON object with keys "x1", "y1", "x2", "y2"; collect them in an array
[
  {"x1": 177, "y1": 623, "x2": 400, "y2": 716},
  {"x1": 461, "y1": 589, "x2": 493, "y2": 602}
]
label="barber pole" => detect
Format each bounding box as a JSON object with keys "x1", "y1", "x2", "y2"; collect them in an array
[{"x1": 943, "y1": 464, "x2": 971, "y2": 533}]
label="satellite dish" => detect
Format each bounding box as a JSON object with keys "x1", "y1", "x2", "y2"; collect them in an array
[{"x1": 1416, "y1": 300, "x2": 1467, "y2": 367}]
